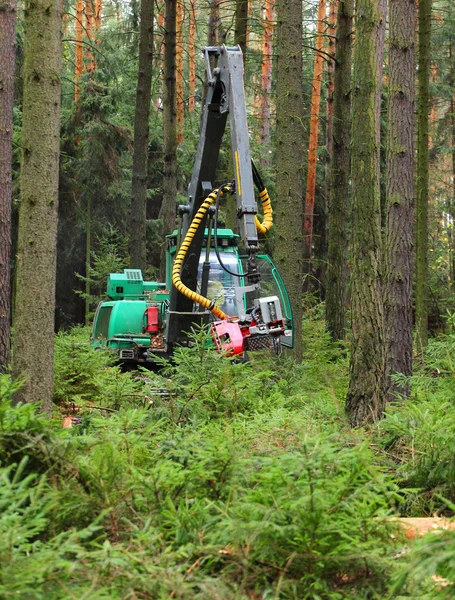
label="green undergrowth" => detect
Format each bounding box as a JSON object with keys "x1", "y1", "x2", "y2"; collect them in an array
[{"x1": 3, "y1": 312, "x2": 455, "y2": 597}]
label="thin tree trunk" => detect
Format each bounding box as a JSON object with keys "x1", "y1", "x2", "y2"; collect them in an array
[
  {"x1": 85, "y1": 195, "x2": 91, "y2": 324},
  {"x1": 345, "y1": 0, "x2": 387, "y2": 426},
  {"x1": 325, "y1": 0, "x2": 353, "y2": 341},
  {"x1": 274, "y1": 0, "x2": 304, "y2": 361},
  {"x1": 452, "y1": 90, "x2": 455, "y2": 285},
  {"x1": 258, "y1": 0, "x2": 274, "y2": 164},
  {"x1": 303, "y1": 0, "x2": 326, "y2": 275},
  {"x1": 84, "y1": 0, "x2": 95, "y2": 72},
  {"x1": 320, "y1": 0, "x2": 338, "y2": 294},
  {"x1": 208, "y1": 0, "x2": 220, "y2": 45},
  {"x1": 325, "y1": 0, "x2": 337, "y2": 193},
  {"x1": 188, "y1": 0, "x2": 196, "y2": 111},
  {"x1": 176, "y1": 0, "x2": 184, "y2": 144},
  {"x1": 12, "y1": 0, "x2": 62, "y2": 409},
  {"x1": 156, "y1": 6, "x2": 165, "y2": 111},
  {"x1": 0, "y1": 0, "x2": 17, "y2": 370},
  {"x1": 384, "y1": 0, "x2": 415, "y2": 399},
  {"x1": 234, "y1": 0, "x2": 248, "y2": 59},
  {"x1": 158, "y1": 0, "x2": 177, "y2": 281},
  {"x1": 75, "y1": 0, "x2": 83, "y2": 101},
  {"x1": 415, "y1": 0, "x2": 432, "y2": 353},
  {"x1": 129, "y1": 0, "x2": 155, "y2": 272},
  {"x1": 95, "y1": 0, "x2": 101, "y2": 30}
]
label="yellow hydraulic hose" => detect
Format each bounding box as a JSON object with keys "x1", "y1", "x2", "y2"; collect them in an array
[
  {"x1": 172, "y1": 187, "x2": 231, "y2": 320},
  {"x1": 254, "y1": 187, "x2": 273, "y2": 235},
  {"x1": 173, "y1": 182, "x2": 273, "y2": 319}
]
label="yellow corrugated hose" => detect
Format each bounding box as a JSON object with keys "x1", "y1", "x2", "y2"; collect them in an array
[
  {"x1": 255, "y1": 188, "x2": 273, "y2": 234},
  {"x1": 172, "y1": 187, "x2": 231, "y2": 320},
  {"x1": 172, "y1": 183, "x2": 273, "y2": 318}
]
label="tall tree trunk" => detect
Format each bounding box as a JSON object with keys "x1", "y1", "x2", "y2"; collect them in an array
[
  {"x1": 345, "y1": 0, "x2": 386, "y2": 426},
  {"x1": 415, "y1": 0, "x2": 432, "y2": 353},
  {"x1": 384, "y1": 0, "x2": 415, "y2": 398},
  {"x1": 129, "y1": 0, "x2": 155, "y2": 272},
  {"x1": 158, "y1": 0, "x2": 177, "y2": 281},
  {"x1": 303, "y1": 0, "x2": 326, "y2": 276},
  {"x1": 12, "y1": 0, "x2": 62, "y2": 409},
  {"x1": 156, "y1": 6, "x2": 165, "y2": 111},
  {"x1": 84, "y1": 0, "x2": 95, "y2": 72},
  {"x1": 234, "y1": 0, "x2": 248, "y2": 59},
  {"x1": 0, "y1": 0, "x2": 16, "y2": 370},
  {"x1": 274, "y1": 0, "x2": 304, "y2": 361},
  {"x1": 75, "y1": 0, "x2": 83, "y2": 101},
  {"x1": 325, "y1": 0, "x2": 337, "y2": 204},
  {"x1": 176, "y1": 0, "x2": 184, "y2": 144},
  {"x1": 320, "y1": 0, "x2": 338, "y2": 294},
  {"x1": 325, "y1": 0, "x2": 353, "y2": 340},
  {"x1": 188, "y1": 0, "x2": 196, "y2": 111},
  {"x1": 258, "y1": 0, "x2": 274, "y2": 164},
  {"x1": 208, "y1": 0, "x2": 220, "y2": 45},
  {"x1": 95, "y1": 0, "x2": 101, "y2": 30}
]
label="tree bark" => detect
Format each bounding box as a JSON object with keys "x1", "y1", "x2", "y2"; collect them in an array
[
  {"x1": 129, "y1": 0, "x2": 155, "y2": 272},
  {"x1": 188, "y1": 0, "x2": 196, "y2": 111},
  {"x1": 303, "y1": 0, "x2": 326, "y2": 276},
  {"x1": 384, "y1": 0, "x2": 415, "y2": 398},
  {"x1": 345, "y1": 0, "x2": 387, "y2": 426},
  {"x1": 84, "y1": 0, "x2": 95, "y2": 72},
  {"x1": 158, "y1": 0, "x2": 177, "y2": 281},
  {"x1": 208, "y1": 0, "x2": 220, "y2": 45},
  {"x1": 415, "y1": 0, "x2": 432, "y2": 353},
  {"x1": 325, "y1": 0, "x2": 353, "y2": 340},
  {"x1": 274, "y1": 0, "x2": 304, "y2": 361},
  {"x1": 75, "y1": 0, "x2": 83, "y2": 101},
  {"x1": 0, "y1": 0, "x2": 16, "y2": 370},
  {"x1": 176, "y1": 0, "x2": 184, "y2": 144},
  {"x1": 12, "y1": 0, "x2": 62, "y2": 409},
  {"x1": 234, "y1": 0, "x2": 248, "y2": 59},
  {"x1": 258, "y1": 0, "x2": 274, "y2": 164}
]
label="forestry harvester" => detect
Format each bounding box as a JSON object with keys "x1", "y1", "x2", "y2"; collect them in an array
[{"x1": 91, "y1": 45, "x2": 293, "y2": 366}]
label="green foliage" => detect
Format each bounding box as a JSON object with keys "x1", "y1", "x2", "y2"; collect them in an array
[
  {"x1": 374, "y1": 332, "x2": 455, "y2": 515},
  {"x1": 74, "y1": 228, "x2": 129, "y2": 315},
  {"x1": 53, "y1": 326, "x2": 145, "y2": 408},
  {"x1": 392, "y1": 528, "x2": 455, "y2": 599},
  {"x1": 0, "y1": 323, "x2": 406, "y2": 599}
]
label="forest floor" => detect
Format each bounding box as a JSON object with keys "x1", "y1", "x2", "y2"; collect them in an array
[{"x1": 2, "y1": 305, "x2": 455, "y2": 598}]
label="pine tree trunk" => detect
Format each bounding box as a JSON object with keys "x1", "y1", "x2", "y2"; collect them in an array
[
  {"x1": 176, "y1": 0, "x2": 184, "y2": 144},
  {"x1": 95, "y1": 0, "x2": 101, "y2": 30},
  {"x1": 84, "y1": 0, "x2": 95, "y2": 72},
  {"x1": 188, "y1": 0, "x2": 196, "y2": 111},
  {"x1": 415, "y1": 0, "x2": 431, "y2": 353},
  {"x1": 0, "y1": 0, "x2": 16, "y2": 370},
  {"x1": 75, "y1": 0, "x2": 83, "y2": 101},
  {"x1": 303, "y1": 0, "x2": 326, "y2": 275},
  {"x1": 130, "y1": 0, "x2": 155, "y2": 272},
  {"x1": 208, "y1": 0, "x2": 220, "y2": 45},
  {"x1": 345, "y1": 0, "x2": 386, "y2": 426},
  {"x1": 325, "y1": 0, "x2": 337, "y2": 203},
  {"x1": 384, "y1": 0, "x2": 415, "y2": 399},
  {"x1": 12, "y1": 0, "x2": 62, "y2": 409},
  {"x1": 158, "y1": 0, "x2": 177, "y2": 281},
  {"x1": 325, "y1": 0, "x2": 353, "y2": 340},
  {"x1": 234, "y1": 0, "x2": 248, "y2": 59},
  {"x1": 258, "y1": 0, "x2": 274, "y2": 163},
  {"x1": 274, "y1": 0, "x2": 304, "y2": 361}
]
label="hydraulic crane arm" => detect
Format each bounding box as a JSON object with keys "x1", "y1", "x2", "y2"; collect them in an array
[{"x1": 169, "y1": 45, "x2": 260, "y2": 322}]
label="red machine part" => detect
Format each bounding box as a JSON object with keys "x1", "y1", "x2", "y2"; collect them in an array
[
  {"x1": 210, "y1": 320, "x2": 246, "y2": 356},
  {"x1": 143, "y1": 306, "x2": 159, "y2": 334}
]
